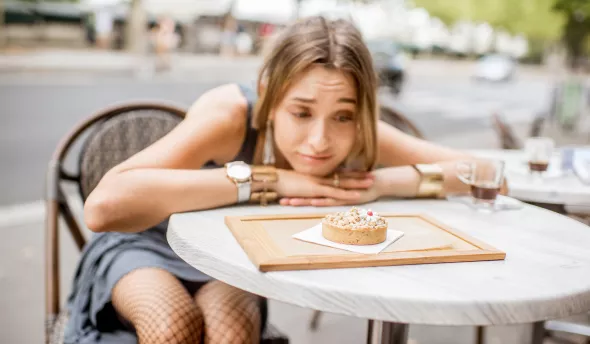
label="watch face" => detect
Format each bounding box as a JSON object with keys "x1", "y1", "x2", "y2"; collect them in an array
[{"x1": 228, "y1": 163, "x2": 252, "y2": 181}]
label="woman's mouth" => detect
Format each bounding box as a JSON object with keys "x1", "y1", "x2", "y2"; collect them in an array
[{"x1": 297, "y1": 152, "x2": 333, "y2": 164}]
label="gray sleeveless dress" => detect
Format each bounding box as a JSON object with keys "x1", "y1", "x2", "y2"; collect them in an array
[{"x1": 64, "y1": 84, "x2": 265, "y2": 344}]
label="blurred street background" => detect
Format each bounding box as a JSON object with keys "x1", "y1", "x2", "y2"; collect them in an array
[{"x1": 1, "y1": 0, "x2": 589, "y2": 343}]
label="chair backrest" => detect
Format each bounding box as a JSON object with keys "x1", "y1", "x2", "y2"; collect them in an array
[
  {"x1": 491, "y1": 112, "x2": 521, "y2": 149},
  {"x1": 537, "y1": 79, "x2": 590, "y2": 145},
  {"x1": 379, "y1": 104, "x2": 424, "y2": 139},
  {"x1": 551, "y1": 78, "x2": 588, "y2": 131},
  {"x1": 79, "y1": 111, "x2": 182, "y2": 200},
  {"x1": 44, "y1": 102, "x2": 186, "y2": 344},
  {"x1": 530, "y1": 113, "x2": 546, "y2": 138}
]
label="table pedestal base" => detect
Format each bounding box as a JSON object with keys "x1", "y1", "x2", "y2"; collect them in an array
[{"x1": 367, "y1": 320, "x2": 408, "y2": 344}]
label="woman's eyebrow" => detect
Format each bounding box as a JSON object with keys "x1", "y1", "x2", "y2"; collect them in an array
[
  {"x1": 292, "y1": 97, "x2": 316, "y2": 103},
  {"x1": 291, "y1": 97, "x2": 357, "y2": 104},
  {"x1": 338, "y1": 97, "x2": 357, "y2": 104}
]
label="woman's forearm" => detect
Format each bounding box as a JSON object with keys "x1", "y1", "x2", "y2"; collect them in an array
[
  {"x1": 375, "y1": 161, "x2": 470, "y2": 199},
  {"x1": 84, "y1": 168, "x2": 241, "y2": 233},
  {"x1": 374, "y1": 166, "x2": 421, "y2": 198}
]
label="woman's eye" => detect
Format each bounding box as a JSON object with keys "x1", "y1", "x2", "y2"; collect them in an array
[
  {"x1": 292, "y1": 111, "x2": 311, "y2": 118},
  {"x1": 336, "y1": 114, "x2": 354, "y2": 122}
]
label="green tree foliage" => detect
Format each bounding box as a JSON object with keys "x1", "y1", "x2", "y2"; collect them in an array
[
  {"x1": 413, "y1": 0, "x2": 563, "y2": 41},
  {"x1": 553, "y1": 0, "x2": 590, "y2": 67}
]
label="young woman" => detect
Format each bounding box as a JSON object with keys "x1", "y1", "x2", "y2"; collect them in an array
[{"x1": 65, "y1": 16, "x2": 473, "y2": 344}]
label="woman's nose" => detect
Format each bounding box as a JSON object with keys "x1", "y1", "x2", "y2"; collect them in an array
[{"x1": 307, "y1": 120, "x2": 330, "y2": 152}]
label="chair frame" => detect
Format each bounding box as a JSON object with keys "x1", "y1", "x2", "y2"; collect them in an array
[
  {"x1": 44, "y1": 102, "x2": 186, "y2": 343},
  {"x1": 491, "y1": 112, "x2": 522, "y2": 150},
  {"x1": 379, "y1": 104, "x2": 425, "y2": 139}
]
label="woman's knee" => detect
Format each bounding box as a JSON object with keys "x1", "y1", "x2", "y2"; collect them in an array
[
  {"x1": 112, "y1": 268, "x2": 204, "y2": 344},
  {"x1": 195, "y1": 281, "x2": 261, "y2": 343},
  {"x1": 134, "y1": 307, "x2": 203, "y2": 344}
]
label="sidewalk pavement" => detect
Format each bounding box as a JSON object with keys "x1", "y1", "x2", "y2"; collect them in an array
[
  {"x1": 0, "y1": 48, "x2": 553, "y2": 81},
  {"x1": 0, "y1": 48, "x2": 263, "y2": 75}
]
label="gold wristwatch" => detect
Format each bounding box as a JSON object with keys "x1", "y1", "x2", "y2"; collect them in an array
[{"x1": 412, "y1": 164, "x2": 444, "y2": 198}]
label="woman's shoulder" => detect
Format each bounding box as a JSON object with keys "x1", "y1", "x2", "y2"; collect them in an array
[
  {"x1": 188, "y1": 83, "x2": 248, "y2": 116},
  {"x1": 179, "y1": 84, "x2": 253, "y2": 164},
  {"x1": 186, "y1": 83, "x2": 249, "y2": 130}
]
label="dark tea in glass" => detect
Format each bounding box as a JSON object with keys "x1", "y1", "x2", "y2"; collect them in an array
[
  {"x1": 528, "y1": 161, "x2": 549, "y2": 173},
  {"x1": 457, "y1": 159, "x2": 505, "y2": 212},
  {"x1": 470, "y1": 183, "x2": 500, "y2": 201},
  {"x1": 525, "y1": 137, "x2": 554, "y2": 179}
]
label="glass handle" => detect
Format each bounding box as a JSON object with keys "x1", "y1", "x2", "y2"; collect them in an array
[{"x1": 456, "y1": 161, "x2": 473, "y2": 185}]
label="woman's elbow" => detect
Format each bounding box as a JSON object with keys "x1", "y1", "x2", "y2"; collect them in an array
[{"x1": 84, "y1": 191, "x2": 116, "y2": 232}]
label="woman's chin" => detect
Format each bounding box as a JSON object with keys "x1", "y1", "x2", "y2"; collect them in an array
[{"x1": 290, "y1": 161, "x2": 338, "y2": 177}]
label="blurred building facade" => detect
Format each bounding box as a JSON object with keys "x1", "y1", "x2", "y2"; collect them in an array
[{"x1": 1, "y1": 0, "x2": 530, "y2": 59}]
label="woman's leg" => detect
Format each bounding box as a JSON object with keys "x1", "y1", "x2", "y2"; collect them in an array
[
  {"x1": 195, "y1": 281, "x2": 262, "y2": 344},
  {"x1": 112, "y1": 268, "x2": 204, "y2": 344}
]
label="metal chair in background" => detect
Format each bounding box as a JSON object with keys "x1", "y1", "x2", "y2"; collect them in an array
[
  {"x1": 538, "y1": 77, "x2": 590, "y2": 146},
  {"x1": 491, "y1": 112, "x2": 522, "y2": 150},
  {"x1": 379, "y1": 103, "x2": 425, "y2": 139},
  {"x1": 45, "y1": 102, "x2": 289, "y2": 344}
]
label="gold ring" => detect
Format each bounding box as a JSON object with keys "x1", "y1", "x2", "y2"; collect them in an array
[{"x1": 333, "y1": 173, "x2": 340, "y2": 188}]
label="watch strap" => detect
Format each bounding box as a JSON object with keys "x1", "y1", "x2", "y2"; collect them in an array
[
  {"x1": 236, "y1": 181, "x2": 251, "y2": 203},
  {"x1": 225, "y1": 161, "x2": 252, "y2": 203}
]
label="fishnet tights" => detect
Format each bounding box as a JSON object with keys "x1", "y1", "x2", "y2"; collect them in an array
[
  {"x1": 112, "y1": 268, "x2": 203, "y2": 344},
  {"x1": 195, "y1": 280, "x2": 261, "y2": 344},
  {"x1": 112, "y1": 268, "x2": 261, "y2": 344}
]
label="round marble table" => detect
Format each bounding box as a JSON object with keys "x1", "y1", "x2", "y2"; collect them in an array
[
  {"x1": 167, "y1": 200, "x2": 590, "y2": 344},
  {"x1": 470, "y1": 149, "x2": 590, "y2": 208}
]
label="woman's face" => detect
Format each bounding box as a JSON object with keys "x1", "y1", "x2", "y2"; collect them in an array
[{"x1": 272, "y1": 65, "x2": 358, "y2": 177}]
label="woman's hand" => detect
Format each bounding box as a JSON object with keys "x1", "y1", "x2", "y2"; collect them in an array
[
  {"x1": 274, "y1": 169, "x2": 374, "y2": 206},
  {"x1": 277, "y1": 170, "x2": 380, "y2": 207}
]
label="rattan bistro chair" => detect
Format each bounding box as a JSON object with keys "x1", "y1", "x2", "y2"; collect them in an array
[{"x1": 45, "y1": 102, "x2": 289, "y2": 344}]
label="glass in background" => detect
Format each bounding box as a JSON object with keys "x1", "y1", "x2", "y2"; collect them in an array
[{"x1": 525, "y1": 137, "x2": 555, "y2": 180}]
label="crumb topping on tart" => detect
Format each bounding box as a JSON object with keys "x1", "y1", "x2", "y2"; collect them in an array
[{"x1": 323, "y1": 207, "x2": 387, "y2": 230}]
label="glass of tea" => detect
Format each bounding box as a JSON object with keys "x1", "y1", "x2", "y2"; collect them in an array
[
  {"x1": 525, "y1": 137, "x2": 555, "y2": 180},
  {"x1": 456, "y1": 159, "x2": 505, "y2": 212}
]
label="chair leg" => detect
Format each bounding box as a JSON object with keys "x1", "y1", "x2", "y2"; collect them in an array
[
  {"x1": 310, "y1": 310, "x2": 322, "y2": 331},
  {"x1": 45, "y1": 199, "x2": 60, "y2": 344}
]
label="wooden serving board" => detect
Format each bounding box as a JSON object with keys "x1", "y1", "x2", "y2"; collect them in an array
[{"x1": 224, "y1": 213, "x2": 506, "y2": 272}]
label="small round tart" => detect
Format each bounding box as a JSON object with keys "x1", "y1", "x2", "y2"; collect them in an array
[{"x1": 322, "y1": 207, "x2": 388, "y2": 245}]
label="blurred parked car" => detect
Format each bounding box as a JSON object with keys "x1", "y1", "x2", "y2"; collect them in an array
[
  {"x1": 473, "y1": 54, "x2": 516, "y2": 82},
  {"x1": 366, "y1": 39, "x2": 407, "y2": 95},
  {"x1": 4, "y1": 1, "x2": 83, "y2": 24}
]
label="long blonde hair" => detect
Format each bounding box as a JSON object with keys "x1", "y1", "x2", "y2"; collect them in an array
[{"x1": 253, "y1": 16, "x2": 379, "y2": 171}]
